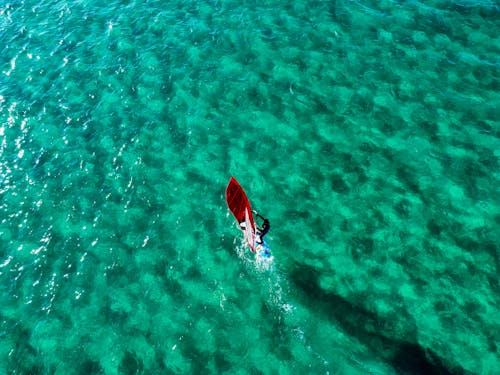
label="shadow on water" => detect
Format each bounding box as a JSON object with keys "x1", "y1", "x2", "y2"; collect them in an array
[{"x1": 290, "y1": 263, "x2": 464, "y2": 375}]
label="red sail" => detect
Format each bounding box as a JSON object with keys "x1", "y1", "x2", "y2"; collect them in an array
[{"x1": 225, "y1": 177, "x2": 256, "y2": 251}]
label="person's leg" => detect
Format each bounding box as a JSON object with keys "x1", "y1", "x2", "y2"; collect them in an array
[{"x1": 255, "y1": 229, "x2": 262, "y2": 244}]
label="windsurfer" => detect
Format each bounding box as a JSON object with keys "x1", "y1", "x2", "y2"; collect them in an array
[{"x1": 253, "y1": 210, "x2": 270, "y2": 244}]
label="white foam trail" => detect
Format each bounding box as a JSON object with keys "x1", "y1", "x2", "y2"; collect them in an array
[
  {"x1": 234, "y1": 236, "x2": 291, "y2": 315},
  {"x1": 234, "y1": 238, "x2": 330, "y2": 372}
]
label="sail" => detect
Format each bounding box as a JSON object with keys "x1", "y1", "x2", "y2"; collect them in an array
[{"x1": 225, "y1": 177, "x2": 256, "y2": 251}]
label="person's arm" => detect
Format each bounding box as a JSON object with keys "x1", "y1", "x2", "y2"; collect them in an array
[{"x1": 252, "y1": 210, "x2": 267, "y2": 221}]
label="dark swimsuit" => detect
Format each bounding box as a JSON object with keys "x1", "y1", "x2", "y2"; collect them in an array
[{"x1": 255, "y1": 214, "x2": 270, "y2": 244}]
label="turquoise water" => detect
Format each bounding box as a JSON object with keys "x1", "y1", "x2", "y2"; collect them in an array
[{"x1": 1, "y1": 0, "x2": 499, "y2": 373}]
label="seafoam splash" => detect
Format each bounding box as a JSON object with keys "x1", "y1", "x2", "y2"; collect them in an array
[{"x1": 233, "y1": 233, "x2": 335, "y2": 373}]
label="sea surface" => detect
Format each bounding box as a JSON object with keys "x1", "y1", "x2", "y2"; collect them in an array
[{"x1": 1, "y1": 0, "x2": 499, "y2": 374}]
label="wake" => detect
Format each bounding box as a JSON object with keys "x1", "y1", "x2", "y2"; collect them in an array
[{"x1": 233, "y1": 236, "x2": 330, "y2": 372}]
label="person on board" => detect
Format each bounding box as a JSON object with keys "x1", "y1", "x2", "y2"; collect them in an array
[{"x1": 253, "y1": 210, "x2": 270, "y2": 244}]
